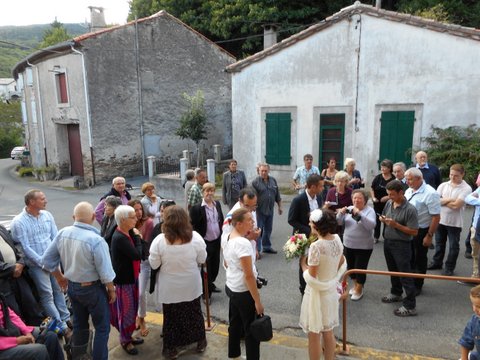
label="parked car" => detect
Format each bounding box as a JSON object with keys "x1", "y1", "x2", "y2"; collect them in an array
[
  {"x1": 0, "y1": 215, "x2": 13, "y2": 232},
  {"x1": 10, "y1": 146, "x2": 26, "y2": 160}
]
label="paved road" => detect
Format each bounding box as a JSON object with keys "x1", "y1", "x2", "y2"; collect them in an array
[{"x1": 0, "y1": 158, "x2": 475, "y2": 359}]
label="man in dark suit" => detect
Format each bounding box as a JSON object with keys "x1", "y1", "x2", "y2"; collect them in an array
[
  {"x1": 288, "y1": 174, "x2": 324, "y2": 295},
  {"x1": 190, "y1": 182, "x2": 224, "y2": 299},
  {"x1": 222, "y1": 160, "x2": 247, "y2": 209}
]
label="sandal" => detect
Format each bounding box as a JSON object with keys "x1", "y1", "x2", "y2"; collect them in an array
[
  {"x1": 196, "y1": 338, "x2": 207, "y2": 353},
  {"x1": 381, "y1": 293, "x2": 402, "y2": 303},
  {"x1": 122, "y1": 343, "x2": 138, "y2": 355},
  {"x1": 166, "y1": 348, "x2": 178, "y2": 359},
  {"x1": 131, "y1": 337, "x2": 144, "y2": 345}
]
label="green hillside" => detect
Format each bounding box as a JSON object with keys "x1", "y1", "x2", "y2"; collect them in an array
[{"x1": 0, "y1": 24, "x2": 88, "y2": 77}]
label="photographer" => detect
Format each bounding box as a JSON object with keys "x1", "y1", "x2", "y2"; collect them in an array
[
  {"x1": 337, "y1": 189, "x2": 376, "y2": 301},
  {"x1": 223, "y1": 208, "x2": 264, "y2": 360}
]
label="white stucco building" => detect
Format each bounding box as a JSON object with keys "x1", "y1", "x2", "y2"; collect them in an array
[
  {"x1": 227, "y1": 2, "x2": 480, "y2": 185},
  {"x1": 0, "y1": 78, "x2": 19, "y2": 100}
]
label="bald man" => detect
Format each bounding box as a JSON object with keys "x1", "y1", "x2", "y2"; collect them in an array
[
  {"x1": 42, "y1": 202, "x2": 116, "y2": 360},
  {"x1": 415, "y1": 151, "x2": 441, "y2": 189}
]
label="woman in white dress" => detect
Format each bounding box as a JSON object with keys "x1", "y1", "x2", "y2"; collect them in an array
[{"x1": 299, "y1": 209, "x2": 344, "y2": 360}]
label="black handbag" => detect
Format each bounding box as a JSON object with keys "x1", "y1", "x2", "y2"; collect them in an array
[
  {"x1": 0, "y1": 293, "x2": 21, "y2": 337},
  {"x1": 249, "y1": 314, "x2": 273, "y2": 342}
]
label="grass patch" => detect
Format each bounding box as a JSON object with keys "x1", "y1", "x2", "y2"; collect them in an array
[{"x1": 18, "y1": 167, "x2": 34, "y2": 177}]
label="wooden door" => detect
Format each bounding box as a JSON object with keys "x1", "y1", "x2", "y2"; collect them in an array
[{"x1": 67, "y1": 124, "x2": 84, "y2": 176}]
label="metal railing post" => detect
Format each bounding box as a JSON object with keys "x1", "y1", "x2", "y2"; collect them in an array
[{"x1": 339, "y1": 269, "x2": 480, "y2": 355}]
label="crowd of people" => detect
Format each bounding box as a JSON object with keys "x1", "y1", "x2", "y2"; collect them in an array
[{"x1": 1, "y1": 151, "x2": 479, "y2": 360}]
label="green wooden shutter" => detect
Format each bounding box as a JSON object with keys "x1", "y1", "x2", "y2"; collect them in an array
[
  {"x1": 379, "y1": 111, "x2": 414, "y2": 167},
  {"x1": 265, "y1": 113, "x2": 291, "y2": 165}
]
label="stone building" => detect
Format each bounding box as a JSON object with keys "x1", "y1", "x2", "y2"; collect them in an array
[
  {"x1": 227, "y1": 2, "x2": 480, "y2": 185},
  {"x1": 13, "y1": 10, "x2": 234, "y2": 185}
]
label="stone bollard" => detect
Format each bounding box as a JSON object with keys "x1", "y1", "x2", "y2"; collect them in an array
[
  {"x1": 206, "y1": 159, "x2": 216, "y2": 185},
  {"x1": 180, "y1": 158, "x2": 188, "y2": 181},
  {"x1": 147, "y1": 156, "x2": 156, "y2": 179},
  {"x1": 182, "y1": 150, "x2": 190, "y2": 168},
  {"x1": 213, "y1": 144, "x2": 221, "y2": 163}
]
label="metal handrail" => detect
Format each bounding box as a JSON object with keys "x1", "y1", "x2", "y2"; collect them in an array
[{"x1": 340, "y1": 269, "x2": 480, "y2": 354}]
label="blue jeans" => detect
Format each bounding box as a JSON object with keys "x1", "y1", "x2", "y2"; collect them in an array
[
  {"x1": 256, "y1": 211, "x2": 273, "y2": 251},
  {"x1": 68, "y1": 281, "x2": 110, "y2": 360},
  {"x1": 28, "y1": 266, "x2": 70, "y2": 331},
  {"x1": 433, "y1": 224, "x2": 462, "y2": 271},
  {"x1": 383, "y1": 238, "x2": 416, "y2": 310}
]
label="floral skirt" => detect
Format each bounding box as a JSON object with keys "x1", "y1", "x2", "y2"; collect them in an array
[
  {"x1": 110, "y1": 282, "x2": 139, "y2": 345},
  {"x1": 162, "y1": 297, "x2": 206, "y2": 351}
]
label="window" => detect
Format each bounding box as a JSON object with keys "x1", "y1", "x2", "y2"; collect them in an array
[
  {"x1": 31, "y1": 100, "x2": 37, "y2": 124},
  {"x1": 55, "y1": 72, "x2": 69, "y2": 104},
  {"x1": 319, "y1": 114, "x2": 345, "y2": 169},
  {"x1": 26, "y1": 68, "x2": 33, "y2": 86},
  {"x1": 265, "y1": 113, "x2": 291, "y2": 165}
]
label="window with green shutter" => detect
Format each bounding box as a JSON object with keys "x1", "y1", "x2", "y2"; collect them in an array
[
  {"x1": 265, "y1": 113, "x2": 291, "y2": 165},
  {"x1": 379, "y1": 111, "x2": 415, "y2": 167}
]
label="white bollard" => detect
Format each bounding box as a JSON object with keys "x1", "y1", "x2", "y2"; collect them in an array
[
  {"x1": 180, "y1": 158, "x2": 188, "y2": 181},
  {"x1": 206, "y1": 159, "x2": 216, "y2": 186},
  {"x1": 147, "y1": 156, "x2": 156, "y2": 179}
]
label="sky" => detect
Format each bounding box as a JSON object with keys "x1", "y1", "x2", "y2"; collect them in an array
[{"x1": 0, "y1": 0, "x2": 130, "y2": 26}]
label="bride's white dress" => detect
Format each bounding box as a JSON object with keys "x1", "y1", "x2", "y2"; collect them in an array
[{"x1": 299, "y1": 234, "x2": 343, "y2": 333}]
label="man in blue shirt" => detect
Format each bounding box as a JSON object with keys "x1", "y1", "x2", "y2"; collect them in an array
[
  {"x1": 42, "y1": 202, "x2": 116, "y2": 360},
  {"x1": 10, "y1": 190, "x2": 71, "y2": 338}
]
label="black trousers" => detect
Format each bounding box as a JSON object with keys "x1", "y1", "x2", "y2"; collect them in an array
[
  {"x1": 344, "y1": 246, "x2": 373, "y2": 285},
  {"x1": 384, "y1": 238, "x2": 416, "y2": 310},
  {"x1": 373, "y1": 202, "x2": 386, "y2": 239},
  {"x1": 410, "y1": 227, "x2": 429, "y2": 290},
  {"x1": 225, "y1": 286, "x2": 260, "y2": 359},
  {"x1": 202, "y1": 237, "x2": 221, "y2": 295}
]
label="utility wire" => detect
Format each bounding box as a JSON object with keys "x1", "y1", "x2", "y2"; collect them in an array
[{"x1": 0, "y1": 20, "x2": 316, "y2": 55}]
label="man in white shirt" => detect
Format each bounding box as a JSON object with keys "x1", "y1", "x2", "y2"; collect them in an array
[
  {"x1": 404, "y1": 168, "x2": 440, "y2": 294},
  {"x1": 428, "y1": 164, "x2": 472, "y2": 276},
  {"x1": 222, "y1": 187, "x2": 261, "y2": 260}
]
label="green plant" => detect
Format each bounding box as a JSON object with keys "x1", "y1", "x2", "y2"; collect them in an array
[
  {"x1": 175, "y1": 90, "x2": 208, "y2": 168},
  {"x1": 18, "y1": 167, "x2": 34, "y2": 177},
  {"x1": 421, "y1": 125, "x2": 480, "y2": 187}
]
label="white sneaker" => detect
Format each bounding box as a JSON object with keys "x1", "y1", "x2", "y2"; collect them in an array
[
  {"x1": 348, "y1": 288, "x2": 355, "y2": 295},
  {"x1": 351, "y1": 290, "x2": 364, "y2": 301}
]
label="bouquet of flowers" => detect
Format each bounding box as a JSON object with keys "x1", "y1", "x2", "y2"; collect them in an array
[{"x1": 283, "y1": 233, "x2": 312, "y2": 260}]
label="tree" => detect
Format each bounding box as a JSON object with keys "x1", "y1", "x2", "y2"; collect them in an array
[
  {"x1": 0, "y1": 100, "x2": 23, "y2": 158},
  {"x1": 175, "y1": 90, "x2": 208, "y2": 167},
  {"x1": 39, "y1": 20, "x2": 72, "y2": 48},
  {"x1": 128, "y1": 0, "x2": 353, "y2": 58},
  {"x1": 128, "y1": 0, "x2": 480, "y2": 58},
  {"x1": 422, "y1": 125, "x2": 480, "y2": 187}
]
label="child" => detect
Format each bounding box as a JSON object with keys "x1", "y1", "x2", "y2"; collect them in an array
[{"x1": 459, "y1": 285, "x2": 480, "y2": 360}]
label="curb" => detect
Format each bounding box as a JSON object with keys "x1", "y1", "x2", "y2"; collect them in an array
[{"x1": 143, "y1": 312, "x2": 443, "y2": 360}]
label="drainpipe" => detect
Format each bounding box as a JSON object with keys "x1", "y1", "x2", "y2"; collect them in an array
[
  {"x1": 71, "y1": 45, "x2": 96, "y2": 185},
  {"x1": 134, "y1": 17, "x2": 146, "y2": 176},
  {"x1": 26, "y1": 60, "x2": 48, "y2": 166},
  {"x1": 353, "y1": 14, "x2": 362, "y2": 133}
]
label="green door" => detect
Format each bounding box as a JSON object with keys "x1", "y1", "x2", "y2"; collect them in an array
[
  {"x1": 379, "y1": 111, "x2": 415, "y2": 167},
  {"x1": 319, "y1": 114, "x2": 345, "y2": 170},
  {"x1": 265, "y1": 113, "x2": 291, "y2": 165}
]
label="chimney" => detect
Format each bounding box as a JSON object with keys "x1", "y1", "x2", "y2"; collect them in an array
[
  {"x1": 263, "y1": 25, "x2": 278, "y2": 50},
  {"x1": 89, "y1": 6, "x2": 106, "y2": 32}
]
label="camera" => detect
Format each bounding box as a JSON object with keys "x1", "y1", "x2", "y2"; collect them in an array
[
  {"x1": 256, "y1": 276, "x2": 268, "y2": 289},
  {"x1": 346, "y1": 208, "x2": 362, "y2": 222}
]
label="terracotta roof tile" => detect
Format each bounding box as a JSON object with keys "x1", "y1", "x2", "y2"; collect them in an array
[{"x1": 227, "y1": 2, "x2": 480, "y2": 73}]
